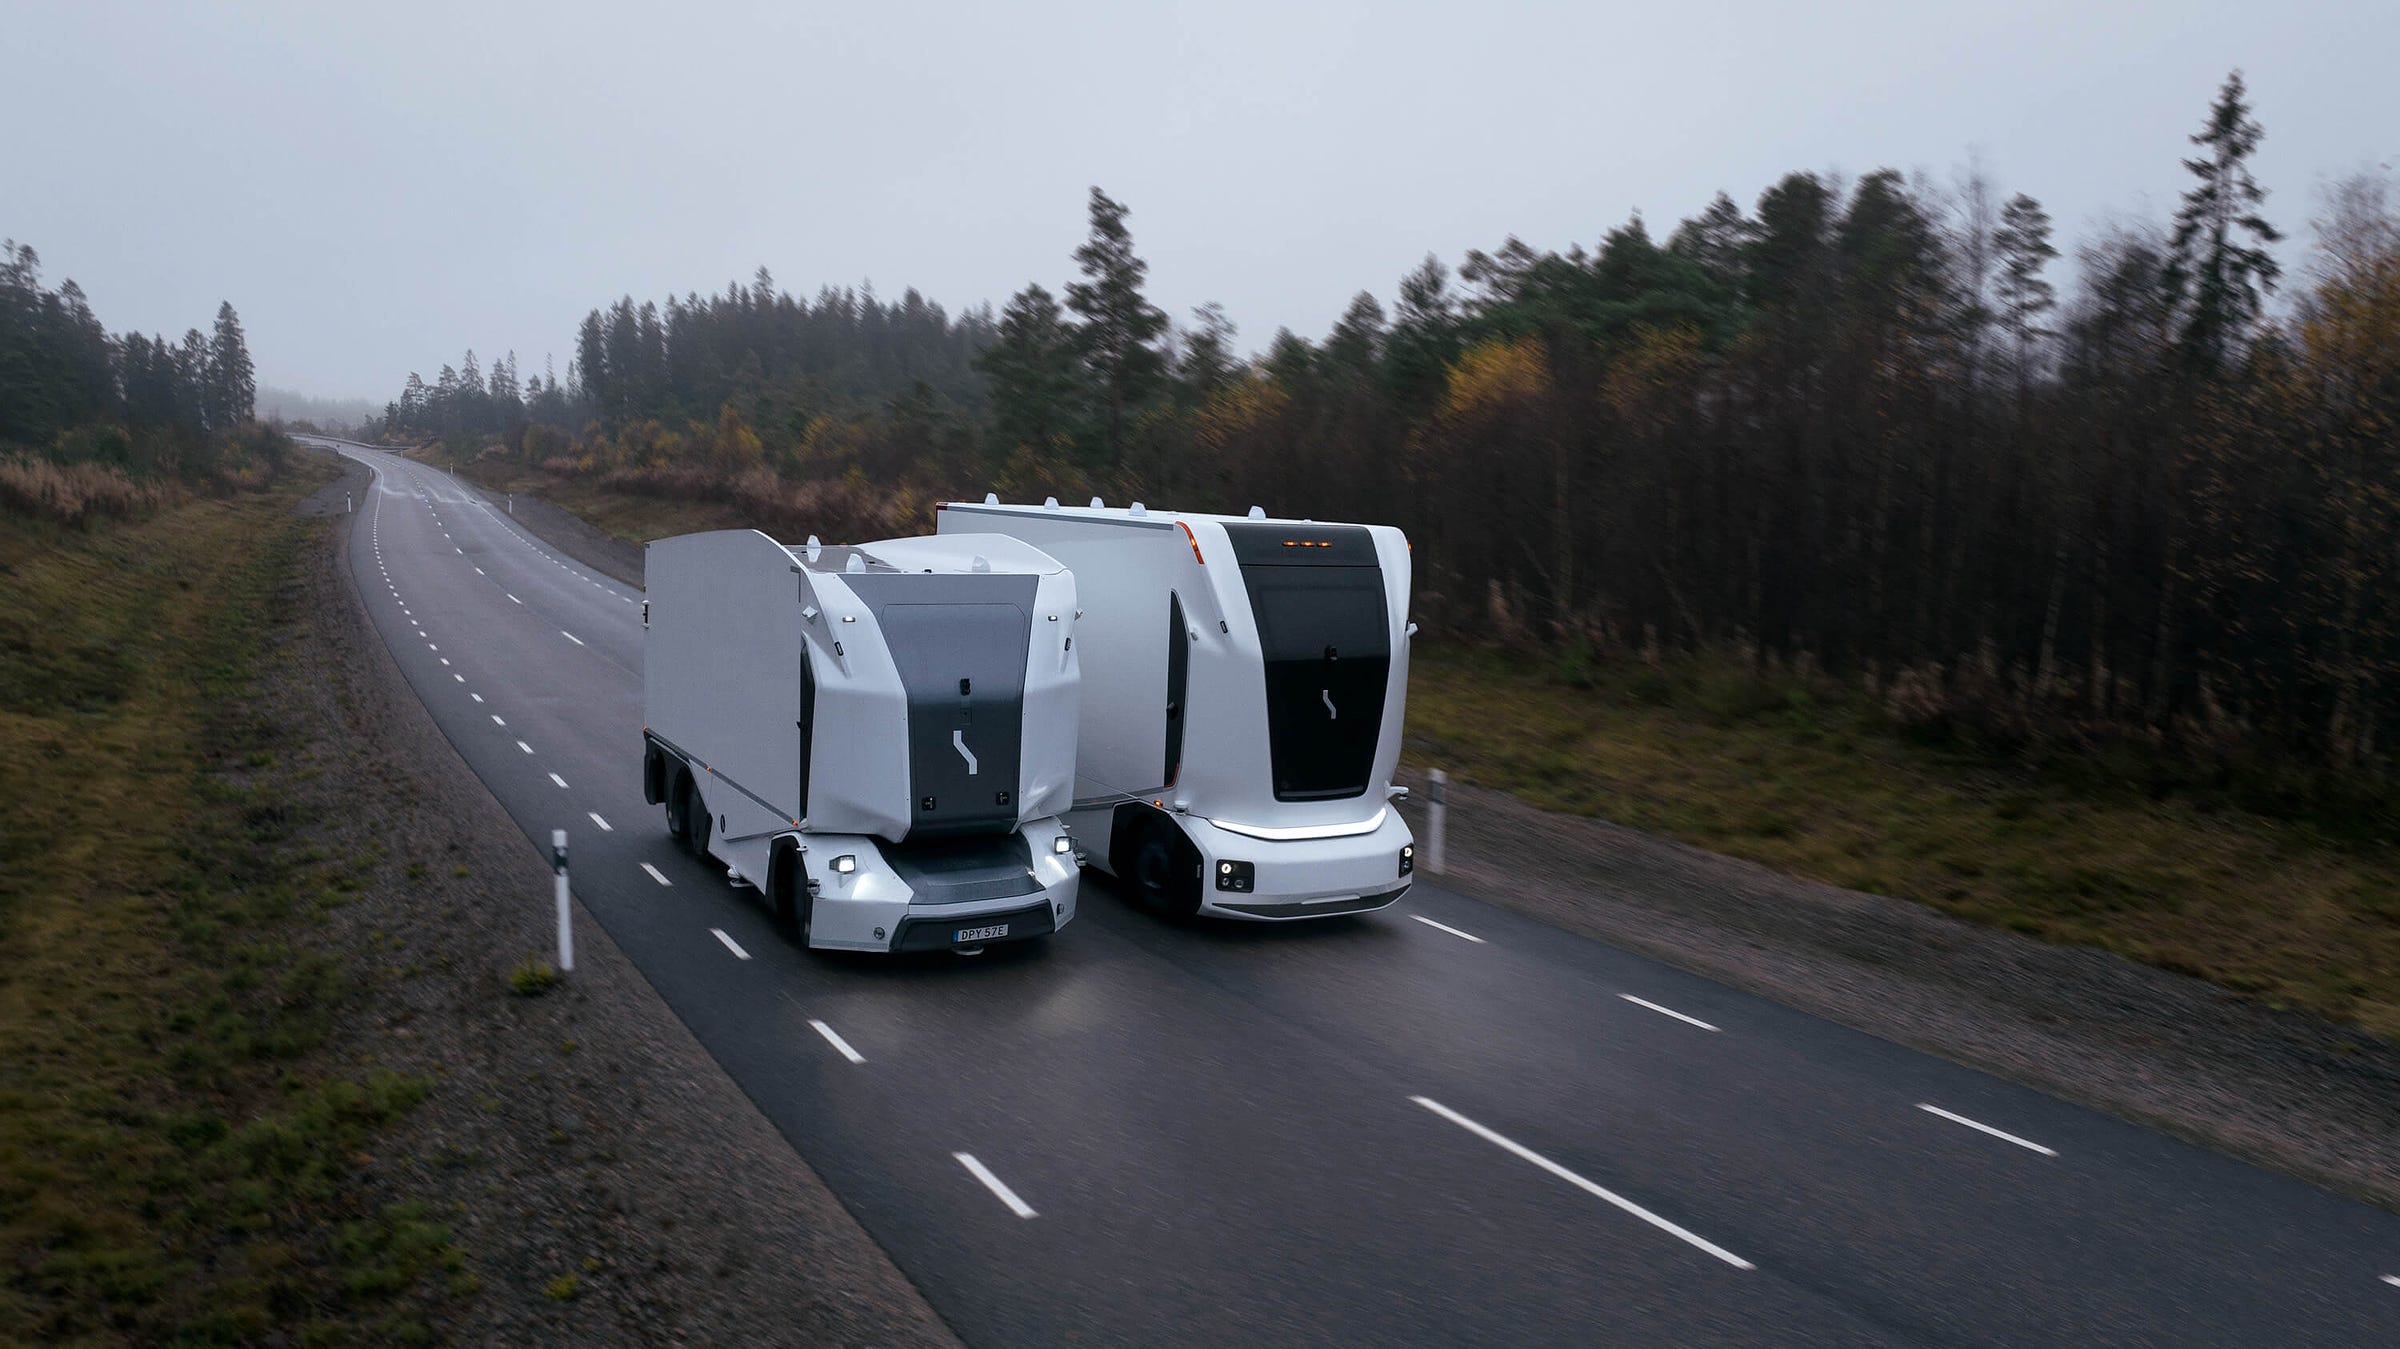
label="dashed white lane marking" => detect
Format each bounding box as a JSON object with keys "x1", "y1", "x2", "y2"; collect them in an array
[
  {"x1": 490, "y1": 714, "x2": 506, "y2": 726},
  {"x1": 954, "y1": 1153, "x2": 1037, "y2": 1218},
  {"x1": 548, "y1": 772, "x2": 569, "y2": 788},
  {"x1": 438, "y1": 658, "x2": 450, "y2": 666},
  {"x1": 1917, "y1": 1105, "x2": 2057, "y2": 1157},
  {"x1": 452, "y1": 674, "x2": 464, "y2": 683},
  {"x1": 2382, "y1": 1274, "x2": 2400, "y2": 1289},
  {"x1": 515, "y1": 740, "x2": 534, "y2": 754},
  {"x1": 560, "y1": 630, "x2": 584, "y2": 646},
  {"x1": 588, "y1": 812, "x2": 612, "y2": 832},
  {"x1": 507, "y1": 594, "x2": 522, "y2": 604},
  {"x1": 454, "y1": 547, "x2": 462, "y2": 554},
  {"x1": 474, "y1": 566, "x2": 484, "y2": 575},
  {"x1": 1410, "y1": 1095, "x2": 1753, "y2": 1270},
  {"x1": 1620, "y1": 995, "x2": 1720, "y2": 1032},
  {"x1": 641, "y1": 863, "x2": 672, "y2": 886},
  {"x1": 428, "y1": 644, "x2": 439, "y2": 651},
  {"x1": 470, "y1": 693, "x2": 484, "y2": 702},
  {"x1": 710, "y1": 928, "x2": 750, "y2": 959},
  {"x1": 1409, "y1": 914, "x2": 1486, "y2": 943},
  {"x1": 810, "y1": 1019, "x2": 866, "y2": 1064}
]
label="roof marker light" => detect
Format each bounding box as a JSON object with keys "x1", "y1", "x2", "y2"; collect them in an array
[
  {"x1": 1090, "y1": 496, "x2": 1105, "y2": 508},
  {"x1": 1129, "y1": 501, "x2": 1145, "y2": 516},
  {"x1": 1247, "y1": 505, "x2": 1265, "y2": 519},
  {"x1": 1043, "y1": 496, "x2": 1060, "y2": 511},
  {"x1": 984, "y1": 492, "x2": 999, "y2": 504},
  {"x1": 806, "y1": 534, "x2": 823, "y2": 562},
  {"x1": 1176, "y1": 520, "x2": 1205, "y2": 565}
]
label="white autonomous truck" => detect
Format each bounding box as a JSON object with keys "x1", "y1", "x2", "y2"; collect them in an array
[
  {"x1": 642, "y1": 528, "x2": 1083, "y2": 952},
  {"x1": 937, "y1": 498, "x2": 1416, "y2": 919}
]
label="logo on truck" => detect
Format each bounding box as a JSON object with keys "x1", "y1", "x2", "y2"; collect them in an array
[
  {"x1": 952, "y1": 729, "x2": 979, "y2": 775},
  {"x1": 1322, "y1": 689, "x2": 1338, "y2": 720}
]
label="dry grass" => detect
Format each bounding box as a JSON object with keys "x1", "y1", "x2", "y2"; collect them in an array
[
  {"x1": 1406, "y1": 649, "x2": 2400, "y2": 1038},
  {"x1": 0, "y1": 453, "x2": 181, "y2": 526}
]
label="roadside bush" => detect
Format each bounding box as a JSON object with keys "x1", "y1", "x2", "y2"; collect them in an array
[{"x1": 0, "y1": 452, "x2": 179, "y2": 526}]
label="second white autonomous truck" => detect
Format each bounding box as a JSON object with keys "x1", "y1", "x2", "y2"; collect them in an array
[
  {"x1": 642, "y1": 528, "x2": 1083, "y2": 952},
  {"x1": 937, "y1": 497, "x2": 1416, "y2": 919}
]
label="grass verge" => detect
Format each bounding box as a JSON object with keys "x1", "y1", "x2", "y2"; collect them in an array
[
  {"x1": 1406, "y1": 650, "x2": 2400, "y2": 1038},
  {"x1": 0, "y1": 464, "x2": 462, "y2": 1341}
]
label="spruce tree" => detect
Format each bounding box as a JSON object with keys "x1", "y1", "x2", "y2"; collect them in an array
[
  {"x1": 1993, "y1": 195, "x2": 2059, "y2": 347},
  {"x1": 977, "y1": 283, "x2": 1085, "y2": 458},
  {"x1": 1063, "y1": 187, "x2": 1167, "y2": 465},
  {"x1": 208, "y1": 301, "x2": 255, "y2": 427},
  {"x1": 2162, "y1": 70, "x2": 2282, "y2": 378}
]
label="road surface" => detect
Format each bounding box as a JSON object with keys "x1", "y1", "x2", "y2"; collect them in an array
[{"x1": 310, "y1": 439, "x2": 2400, "y2": 1346}]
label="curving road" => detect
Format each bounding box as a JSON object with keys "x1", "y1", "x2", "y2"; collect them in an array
[{"x1": 308, "y1": 438, "x2": 2399, "y2": 1346}]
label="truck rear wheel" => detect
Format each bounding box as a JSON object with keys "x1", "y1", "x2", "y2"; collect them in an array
[{"x1": 667, "y1": 768, "x2": 695, "y2": 847}]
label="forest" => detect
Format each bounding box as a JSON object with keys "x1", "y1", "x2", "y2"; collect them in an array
[
  {"x1": 0, "y1": 243, "x2": 280, "y2": 523},
  {"x1": 381, "y1": 73, "x2": 2400, "y2": 807}
]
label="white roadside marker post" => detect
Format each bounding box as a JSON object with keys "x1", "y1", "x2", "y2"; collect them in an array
[
  {"x1": 1427, "y1": 768, "x2": 1448, "y2": 875},
  {"x1": 551, "y1": 829, "x2": 574, "y2": 973}
]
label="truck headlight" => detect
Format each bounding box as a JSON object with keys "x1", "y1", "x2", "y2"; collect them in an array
[
  {"x1": 1399, "y1": 844, "x2": 1414, "y2": 877},
  {"x1": 1215, "y1": 859, "x2": 1255, "y2": 892},
  {"x1": 832, "y1": 854, "x2": 857, "y2": 874},
  {"x1": 1054, "y1": 836, "x2": 1073, "y2": 854}
]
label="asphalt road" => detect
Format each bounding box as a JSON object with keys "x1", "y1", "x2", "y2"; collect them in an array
[{"x1": 310, "y1": 439, "x2": 2400, "y2": 1346}]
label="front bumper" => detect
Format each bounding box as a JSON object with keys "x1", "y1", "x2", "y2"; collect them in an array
[
  {"x1": 1179, "y1": 809, "x2": 1416, "y2": 921},
  {"x1": 804, "y1": 821, "x2": 1080, "y2": 952}
]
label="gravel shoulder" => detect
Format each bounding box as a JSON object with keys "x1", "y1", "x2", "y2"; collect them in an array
[
  {"x1": 291, "y1": 456, "x2": 955, "y2": 1344},
  {"x1": 1393, "y1": 770, "x2": 2400, "y2": 1213},
  {"x1": 455, "y1": 468, "x2": 2400, "y2": 1214}
]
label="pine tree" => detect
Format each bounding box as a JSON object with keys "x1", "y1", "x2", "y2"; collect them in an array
[
  {"x1": 1174, "y1": 302, "x2": 1239, "y2": 403},
  {"x1": 2162, "y1": 70, "x2": 2283, "y2": 378},
  {"x1": 1994, "y1": 194, "x2": 2059, "y2": 357},
  {"x1": 1668, "y1": 191, "x2": 1760, "y2": 293},
  {"x1": 977, "y1": 283, "x2": 1086, "y2": 458},
  {"x1": 208, "y1": 301, "x2": 255, "y2": 428},
  {"x1": 1063, "y1": 187, "x2": 1168, "y2": 465}
]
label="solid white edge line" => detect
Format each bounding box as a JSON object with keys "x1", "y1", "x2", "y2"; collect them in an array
[
  {"x1": 954, "y1": 1153, "x2": 1037, "y2": 1218},
  {"x1": 549, "y1": 772, "x2": 569, "y2": 788},
  {"x1": 1409, "y1": 914, "x2": 1486, "y2": 943},
  {"x1": 515, "y1": 740, "x2": 533, "y2": 754},
  {"x1": 809, "y1": 1019, "x2": 867, "y2": 1064},
  {"x1": 588, "y1": 812, "x2": 612, "y2": 832},
  {"x1": 641, "y1": 862, "x2": 672, "y2": 886},
  {"x1": 1917, "y1": 1104, "x2": 2058, "y2": 1157},
  {"x1": 1620, "y1": 994, "x2": 1721, "y2": 1032},
  {"x1": 710, "y1": 928, "x2": 750, "y2": 959},
  {"x1": 1410, "y1": 1095, "x2": 1753, "y2": 1270},
  {"x1": 561, "y1": 630, "x2": 584, "y2": 645}
]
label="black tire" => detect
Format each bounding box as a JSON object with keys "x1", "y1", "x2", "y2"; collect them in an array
[
  {"x1": 769, "y1": 842, "x2": 808, "y2": 942},
  {"x1": 691, "y1": 793, "x2": 713, "y2": 863},
  {"x1": 666, "y1": 768, "x2": 695, "y2": 846},
  {"x1": 1128, "y1": 814, "x2": 1202, "y2": 918}
]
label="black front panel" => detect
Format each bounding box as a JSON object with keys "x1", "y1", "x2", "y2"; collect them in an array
[
  {"x1": 1224, "y1": 526, "x2": 1390, "y2": 802},
  {"x1": 1164, "y1": 592, "x2": 1189, "y2": 787},
  {"x1": 846, "y1": 574, "x2": 1037, "y2": 838},
  {"x1": 873, "y1": 832, "x2": 1041, "y2": 905}
]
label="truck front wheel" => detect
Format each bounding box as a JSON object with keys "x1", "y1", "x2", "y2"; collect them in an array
[{"x1": 1127, "y1": 813, "x2": 1202, "y2": 919}]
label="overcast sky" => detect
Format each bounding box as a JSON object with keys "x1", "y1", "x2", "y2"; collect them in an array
[{"x1": 5, "y1": 1, "x2": 2393, "y2": 400}]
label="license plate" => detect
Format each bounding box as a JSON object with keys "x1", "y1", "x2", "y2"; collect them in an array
[{"x1": 955, "y1": 924, "x2": 1008, "y2": 943}]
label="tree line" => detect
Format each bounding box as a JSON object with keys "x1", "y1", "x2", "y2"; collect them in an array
[
  {"x1": 1, "y1": 241, "x2": 282, "y2": 520},
  {"x1": 394, "y1": 72, "x2": 2400, "y2": 794}
]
